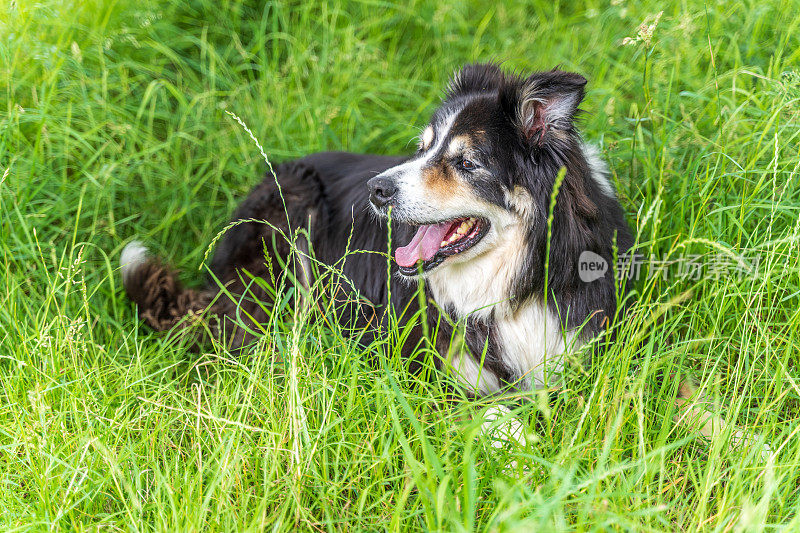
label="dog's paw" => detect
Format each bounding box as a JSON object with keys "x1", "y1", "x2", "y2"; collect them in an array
[
  {"x1": 481, "y1": 406, "x2": 526, "y2": 448},
  {"x1": 479, "y1": 405, "x2": 534, "y2": 474},
  {"x1": 730, "y1": 429, "x2": 774, "y2": 462}
]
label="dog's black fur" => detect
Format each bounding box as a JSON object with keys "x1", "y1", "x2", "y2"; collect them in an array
[{"x1": 122, "y1": 63, "x2": 634, "y2": 393}]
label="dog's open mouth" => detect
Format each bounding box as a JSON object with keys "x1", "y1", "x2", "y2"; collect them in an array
[{"x1": 395, "y1": 217, "x2": 489, "y2": 275}]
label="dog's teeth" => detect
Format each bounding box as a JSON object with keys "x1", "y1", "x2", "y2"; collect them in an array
[{"x1": 443, "y1": 218, "x2": 478, "y2": 247}]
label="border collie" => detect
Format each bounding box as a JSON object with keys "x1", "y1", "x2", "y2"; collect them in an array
[
  {"x1": 121, "y1": 63, "x2": 633, "y2": 397},
  {"x1": 121, "y1": 63, "x2": 772, "y2": 457}
]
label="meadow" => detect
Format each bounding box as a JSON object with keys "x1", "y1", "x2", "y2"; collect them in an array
[{"x1": 2, "y1": 0, "x2": 800, "y2": 530}]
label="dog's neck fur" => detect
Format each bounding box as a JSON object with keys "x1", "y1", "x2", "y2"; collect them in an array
[
  {"x1": 427, "y1": 221, "x2": 526, "y2": 321},
  {"x1": 426, "y1": 216, "x2": 580, "y2": 392}
]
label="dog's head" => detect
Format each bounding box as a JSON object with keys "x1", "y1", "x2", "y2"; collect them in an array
[{"x1": 369, "y1": 63, "x2": 607, "y2": 286}]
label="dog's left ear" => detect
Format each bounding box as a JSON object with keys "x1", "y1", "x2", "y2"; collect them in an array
[{"x1": 502, "y1": 70, "x2": 587, "y2": 144}]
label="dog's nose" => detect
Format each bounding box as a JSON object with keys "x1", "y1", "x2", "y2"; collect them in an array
[{"x1": 367, "y1": 176, "x2": 398, "y2": 208}]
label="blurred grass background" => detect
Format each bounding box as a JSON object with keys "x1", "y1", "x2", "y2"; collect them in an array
[{"x1": 2, "y1": 0, "x2": 800, "y2": 530}]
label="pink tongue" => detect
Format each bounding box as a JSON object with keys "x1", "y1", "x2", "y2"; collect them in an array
[{"x1": 395, "y1": 222, "x2": 453, "y2": 268}]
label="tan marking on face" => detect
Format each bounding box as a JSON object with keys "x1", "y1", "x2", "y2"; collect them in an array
[
  {"x1": 420, "y1": 126, "x2": 434, "y2": 150},
  {"x1": 446, "y1": 135, "x2": 472, "y2": 158},
  {"x1": 422, "y1": 161, "x2": 460, "y2": 196},
  {"x1": 422, "y1": 133, "x2": 482, "y2": 201}
]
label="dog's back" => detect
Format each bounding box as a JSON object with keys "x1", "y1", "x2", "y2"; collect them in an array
[{"x1": 121, "y1": 152, "x2": 426, "y2": 351}]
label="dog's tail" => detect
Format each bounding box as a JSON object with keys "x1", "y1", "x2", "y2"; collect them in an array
[{"x1": 120, "y1": 241, "x2": 216, "y2": 346}]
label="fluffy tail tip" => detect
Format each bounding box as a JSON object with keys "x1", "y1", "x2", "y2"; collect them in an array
[{"x1": 120, "y1": 240, "x2": 148, "y2": 285}]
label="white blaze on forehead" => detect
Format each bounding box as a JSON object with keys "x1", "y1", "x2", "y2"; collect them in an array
[
  {"x1": 420, "y1": 126, "x2": 434, "y2": 150},
  {"x1": 395, "y1": 112, "x2": 459, "y2": 176},
  {"x1": 370, "y1": 110, "x2": 463, "y2": 220},
  {"x1": 427, "y1": 111, "x2": 459, "y2": 157}
]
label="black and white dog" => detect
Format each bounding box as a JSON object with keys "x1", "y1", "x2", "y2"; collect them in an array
[
  {"x1": 122, "y1": 62, "x2": 771, "y2": 457},
  {"x1": 122, "y1": 63, "x2": 634, "y2": 397}
]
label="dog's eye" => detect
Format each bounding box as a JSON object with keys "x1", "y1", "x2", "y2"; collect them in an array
[{"x1": 460, "y1": 159, "x2": 477, "y2": 171}]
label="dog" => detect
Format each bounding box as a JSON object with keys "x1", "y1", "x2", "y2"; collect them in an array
[{"x1": 120, "y1": 63, "x2": 765, "y2": 456}]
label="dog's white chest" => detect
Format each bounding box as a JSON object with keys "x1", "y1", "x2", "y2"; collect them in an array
[
  {"x1": 426, "y1": 223, "x2": 578, "y2": 393},
  {"x1": 493, "y1": 302, "x2": 576, "y2": 390},
  {"x1": 430, "y1": 264, "x2": 577, "y2": 392},
  {"x1": 444, "y1": 301, "x2": 575, "y2": 394}
]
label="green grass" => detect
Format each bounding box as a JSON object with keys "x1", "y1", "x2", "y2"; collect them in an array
[{"x1": 2, "y1": 0, "x2": 800, "y2": 530}]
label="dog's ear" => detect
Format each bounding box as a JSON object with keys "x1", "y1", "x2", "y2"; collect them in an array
[
  {"x1": 501, "y1": 70, "x2": 587, "y2": 144},
  {"x1": 446, "y1": 63, "x2": 505, "y2": 99}
]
